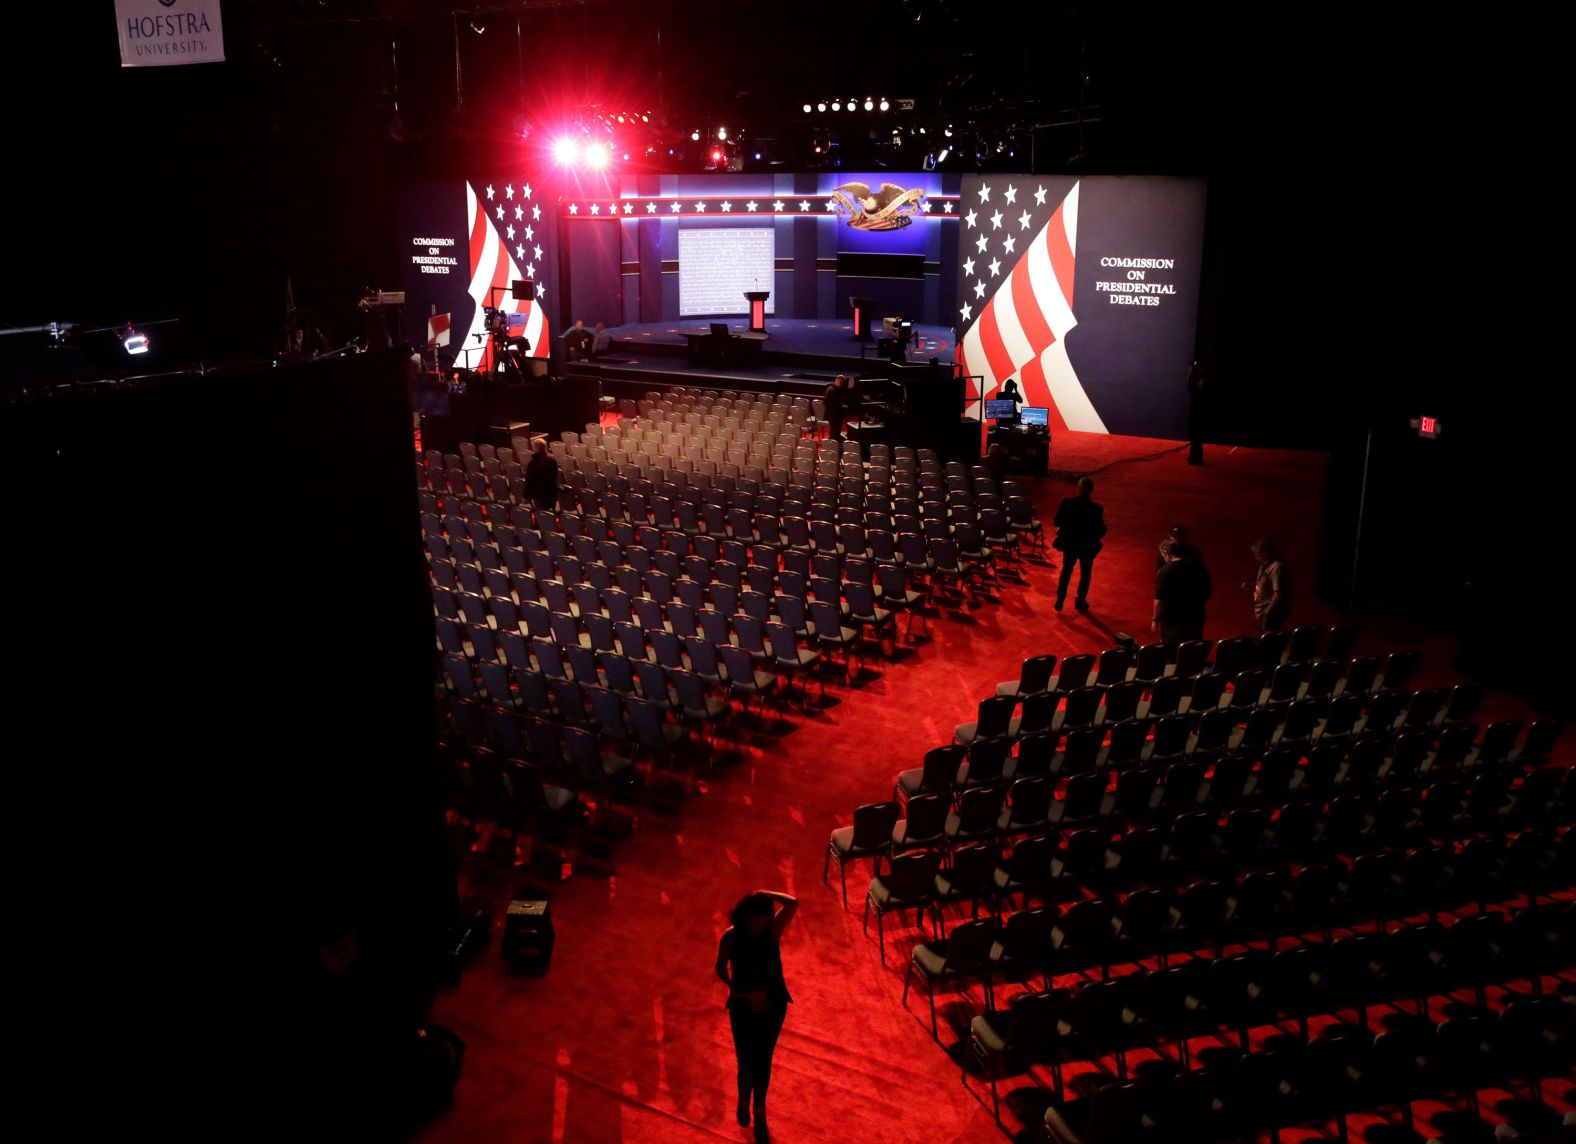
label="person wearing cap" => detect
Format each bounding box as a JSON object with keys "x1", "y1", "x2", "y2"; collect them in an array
[{"x1": 1156, "y1": 524, "x2": 1201, "y2": 572}]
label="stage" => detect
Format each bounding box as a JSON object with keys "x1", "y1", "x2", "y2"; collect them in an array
[{"x1": 566, "y1": 318, "x2": 954, "y2": 399}]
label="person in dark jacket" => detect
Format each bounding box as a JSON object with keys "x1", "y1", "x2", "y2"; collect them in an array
[
  {"x1": 715, "y1": 890, "x2": 797, "y2": 1142},
  {"x1": 1052, "y1": 476, "x2": 1107, "y2": 612},
  {"x1": 524, "y1": 440, "x2": 559, "y2": 511},
  {"x1": 822, "y1": 374, "x2": 849, "y2": 439},
  {"x1": 1153, "y1": 540, "x2": 1213, "y2": 647}
]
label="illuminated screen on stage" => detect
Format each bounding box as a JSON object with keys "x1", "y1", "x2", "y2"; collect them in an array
[{"x1": 678, "y1": 228, "x2": 775, "y2": 317}]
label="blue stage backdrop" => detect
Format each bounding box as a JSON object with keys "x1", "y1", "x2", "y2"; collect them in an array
[
  {"x1": 402, "y1": 171, "x2": 963, "y2": 366},
  {"x1": 953, "y1": 175, "x2": 1207, "y2": 439},
  {"x1": 554, "y1": 172, "x2": 962, "y2": 327}
]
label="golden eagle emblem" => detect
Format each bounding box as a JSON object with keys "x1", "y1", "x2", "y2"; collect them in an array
[{"x1": 830, "y1": 182, "x2": 925, "y2": 231}]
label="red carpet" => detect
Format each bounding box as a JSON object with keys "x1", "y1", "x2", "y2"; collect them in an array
[{"x1": 417, "y1": 434, "x2": 1564, "y2": 1144}]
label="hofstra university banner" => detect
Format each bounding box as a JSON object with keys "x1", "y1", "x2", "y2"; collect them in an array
[{"x1": 116, "y1": 0, "x2": 225, "y2": 67}]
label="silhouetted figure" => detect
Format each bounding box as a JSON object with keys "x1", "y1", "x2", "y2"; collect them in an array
[
  {"x1": 716, "y1": 890, "x2": 797, "y2": 1142},
  {"x1": 524, "y1": 440, "x2": 559, "y2": 511},
  {"x1": 1153, "y1": 540, "x2": 1213, "y2": 648},
  {"x1": 1186, "y1": 360, "x2": 1207, "y2": 465},
  {"x1": 590, "y1": 321, "x2": 613, "y2": 359},
  {"x1": 1052, "y1": 476, "x2": 1107, "y2": 612},
  {"x1": 1249, "y1": 540, "x2": 1290, "y2": 632},
  {"x1": 822, "y1": 374, "x2": 849, "y2": 439}
]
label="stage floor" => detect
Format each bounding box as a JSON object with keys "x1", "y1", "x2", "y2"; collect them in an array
[
  {"x1": 606, "y1": 318, "x2": 953, "y2": 363},
  {"x1": 572, "y1": 319, "x2": 955, "y2": 395}
]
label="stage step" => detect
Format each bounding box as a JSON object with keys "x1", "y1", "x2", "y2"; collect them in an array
[{"x1": 566, "y1": 360, "x2": 834, "y2": 400}]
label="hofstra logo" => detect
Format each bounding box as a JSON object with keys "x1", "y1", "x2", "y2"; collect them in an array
[{"x1": 126, "y1": 9, "x2": 213, "y2": 41}]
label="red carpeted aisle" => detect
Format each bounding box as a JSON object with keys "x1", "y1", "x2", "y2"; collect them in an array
[{"x1": 416, "y1": 434, "x2": 1560, "y2": 1144}]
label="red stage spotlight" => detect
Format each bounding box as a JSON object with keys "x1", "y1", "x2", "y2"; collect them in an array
[
  {"x1": 710, "y1": 148, "x2": 723, "y2": 163},
  {"x1": 584, "y1": 141, "x2": 610, "y2": 169},
  {"x1": 553, "y1": 137, "x2": 580, "y2": 165}
]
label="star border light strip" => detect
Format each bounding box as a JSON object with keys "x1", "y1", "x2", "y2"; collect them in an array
[{"x1": 558, "y1": 195, "x2": 962, "y2": 219}]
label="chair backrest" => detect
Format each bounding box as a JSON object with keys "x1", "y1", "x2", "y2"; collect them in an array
[
  {"x1": 808, "y1": 598, "x2": 845, "y2": 637},
  {"x1": 685, "y1": 636, "x2": 720, "y2": 676},
  {"x1": 1007, "y1": 776, "x2": 1051, "y2": 825},
  {"x1": 897, "y1": 793, "x2": 948, "y2": 843},
  {"x1": 850, "y1": 801, "x2": 901, "y2": 850},
  {"x1": 718, "y1": 642, "x2": 758, "y2": 682},
  {"x1": 965, "y1": 736, "x2": 1011, "y2": 786},
  {"x1": 940, "y1": 916, "x2": 1001, "y2": 972},
  {"x1": 766, "y1": 621, "x2": 800, "y2": 662},
  {"x1": 955, "y1": 785, "x2": 1004, "y2": 830},
  {"x1": 1096, "y1": 647, "x2": 1133, "y2": 685},
  {"x1": 883, "y1": 850, "x2": 941, "y2": 900},
  {"x1": 975, "y1": 693, "x2": 1017, "y2": 738},
  {"x1": 1055, "y1": 653, "x2": 1095, "y2": 691},
  {"x1": 1015, "y1": 654, "x2": 1057, "y2": 695},
  {"x1": 920, "y1": 743, "x2": 964, "y2": 792}
]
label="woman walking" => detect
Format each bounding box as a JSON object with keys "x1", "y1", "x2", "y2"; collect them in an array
[{"x1": 715, "y1": 890, "x2": 797, "y2": 1141}]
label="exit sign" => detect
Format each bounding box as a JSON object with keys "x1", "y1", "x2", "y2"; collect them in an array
[{"x1": 1409, "y1": 414, "x2": 1441, "y2": 439}]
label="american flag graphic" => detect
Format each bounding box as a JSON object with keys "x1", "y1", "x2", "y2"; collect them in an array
[
  {"x1": 461, "y1": 179, "x2": 549, "y2": 372},
  {"x1": 426, "y1": 312, "x2": 451, "y2": 348},
  {"x1": 955, "y1": 179, "x2": 1107, "y2": 433}
]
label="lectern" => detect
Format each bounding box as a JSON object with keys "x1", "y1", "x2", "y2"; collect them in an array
[
  {"x1": 850, "y1": 296, "x2": 879, "y2": 341},
  {"x1": 744, "y1": 290, "x2": 770, "y2": 333}
]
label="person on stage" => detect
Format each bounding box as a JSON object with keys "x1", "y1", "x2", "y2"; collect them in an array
[
  {"x1": 590, "y1": 322, "x2": 614, "y2": 360},
  {"x1": 561, "y1": 319, "x2": 594, "y2": 361},
  {"x1": 715, "y1": 889, "x2": 797, "y2": 1142},
  {"x1": 1052, "y1": 477, "x2": 1107, "y2": 612}
]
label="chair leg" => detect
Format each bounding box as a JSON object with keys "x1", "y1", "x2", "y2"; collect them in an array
[
  {"x1": 838, "y1": 860, "x2": 848, "y2": 909},
  {"x1": 901, "y1": 959, "x2": 912, "y2": 1003},
  {"x1": 821, "y1": 843, "x2": 831, "y2": 886},
  {"x1": 927, "y1": 981, "x2": 937, "y2": 1039}
]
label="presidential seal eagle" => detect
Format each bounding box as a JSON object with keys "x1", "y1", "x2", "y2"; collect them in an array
[{"x1": 829, "y1": 182, "x2": 925, "y2": 230}]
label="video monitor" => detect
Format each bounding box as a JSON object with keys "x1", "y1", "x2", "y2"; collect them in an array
[
  {"x1": 984, "y1": 398, "x2": 1017, "y2": 421},
  {"x1": 1019, "y1": 406, "x2": 1050, "y2": 427}
]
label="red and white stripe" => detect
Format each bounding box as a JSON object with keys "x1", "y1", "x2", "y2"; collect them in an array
[
  {"x1": 426, "y1": 312, "x2": 451, "y2": 348},
  {"x1": 958, "y1": 182, "x2": 1106, "y2": 433},
  {"x1": 461, "y1": 181, "x2": 548, "y2": 371}
]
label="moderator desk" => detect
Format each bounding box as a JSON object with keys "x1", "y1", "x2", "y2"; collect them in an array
[{"x1": 682, "y1": 328, "x2": 768, "y2": 369}]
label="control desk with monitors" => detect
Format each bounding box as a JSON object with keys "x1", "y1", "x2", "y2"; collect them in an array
[{"x1": 985, "y1": 403, "x2": 1051, "y2": 477}]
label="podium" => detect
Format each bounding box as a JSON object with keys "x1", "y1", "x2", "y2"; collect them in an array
[
  {"x1": 744, "y1": 290, "x2": 770, "y2": 333},
  {"x1": 850, "y1": 296, "x2": 879, "y2": 341}
]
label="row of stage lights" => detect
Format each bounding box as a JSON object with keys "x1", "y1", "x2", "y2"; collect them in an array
[{"x1": 803, "y1": 98, "x2": 891, "y2": 113}]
